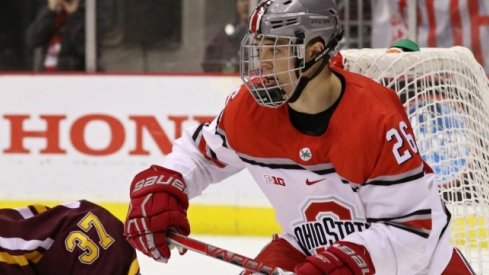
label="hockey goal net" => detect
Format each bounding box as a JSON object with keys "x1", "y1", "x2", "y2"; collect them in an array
[{"x1": 340, "y1": 46, "x2": 489, "y2": 274}]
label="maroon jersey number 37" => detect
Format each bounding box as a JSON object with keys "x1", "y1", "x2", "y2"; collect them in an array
[{"x1": 0, "y1": 200, "x2": 139, "y2": 275}]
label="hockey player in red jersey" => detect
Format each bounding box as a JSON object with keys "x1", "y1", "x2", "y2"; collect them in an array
[
  {"x1": 0, "y1": 200, "x2": 139, "y2": 275},
  {"x1": 124, "y1": 0, "x2": 475, "y2": 274}
]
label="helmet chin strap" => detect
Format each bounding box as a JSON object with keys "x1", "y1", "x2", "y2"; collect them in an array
[
  {"x1": 287, "y1": 47, "x2": 329, "y2": 103},
  {"x1": 287, "y1": 28, "x2": 344, "y2": 104}
]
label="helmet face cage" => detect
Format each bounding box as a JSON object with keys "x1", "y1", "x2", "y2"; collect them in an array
[{"x1": 240, "y1": 34, "x2": 305, "y2": 108}]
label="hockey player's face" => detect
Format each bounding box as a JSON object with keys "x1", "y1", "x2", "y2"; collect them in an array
[{"x1": 258, "y1": 38, "x2": 299, "y2": 95}]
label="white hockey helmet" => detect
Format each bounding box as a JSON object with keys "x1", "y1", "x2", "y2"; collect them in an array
[{"x1": 240, "y1": 0, "x2": 343, "y2": 108}]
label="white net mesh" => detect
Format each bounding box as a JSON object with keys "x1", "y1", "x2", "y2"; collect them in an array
[{"x1": 341, "y1": 46, "x2": 489, "y2": 274}]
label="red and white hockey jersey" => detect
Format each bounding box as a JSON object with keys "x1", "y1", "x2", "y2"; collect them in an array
[{"x1": 162, "y1": 67, "x2": 453, "y2": 274}]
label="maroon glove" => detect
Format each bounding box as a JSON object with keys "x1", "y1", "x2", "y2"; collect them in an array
[
  {"x1": 124, "y1": 165, "x2": 190, "y2": 262},
  {"x1": 295, "y1": 241, "x2": 375, "y2": 275}
]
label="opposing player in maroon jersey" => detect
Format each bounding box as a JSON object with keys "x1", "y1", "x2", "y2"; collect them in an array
[
  {"x1": 124, "y1": 0, "x2": 474, "y2": 274},
  {"x1": 0, "y1": 200, "x2": 139, "y2": 275}
]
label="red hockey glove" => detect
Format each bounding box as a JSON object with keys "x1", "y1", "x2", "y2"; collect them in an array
[
  {"x1": 295, "y1": 241, "x2": 375, "y2": 275},
  {"x1": 124, "y1": 165, "x2": 190, "y2": 262}
]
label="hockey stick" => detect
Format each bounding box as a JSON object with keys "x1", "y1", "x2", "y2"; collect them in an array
[{"x1": 167, "y1": 232, "x2": 294, "y2": 275}]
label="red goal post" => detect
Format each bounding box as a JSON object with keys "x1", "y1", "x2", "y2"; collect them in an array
[{"x1": 339, "y1": 46, "x2": 489, "y2": 274}]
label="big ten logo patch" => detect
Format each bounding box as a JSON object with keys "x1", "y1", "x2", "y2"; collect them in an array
[
  {"x1": 264, "y1": 175, "x2": 286, "y2": 186},
  {"x1": 293, "y1": 199, "x2": 369, "y2": 254}
]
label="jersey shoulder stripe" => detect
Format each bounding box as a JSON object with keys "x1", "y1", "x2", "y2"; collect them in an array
[{"x1": 366, "y1": 164, "x2": 426, "y2": 186}]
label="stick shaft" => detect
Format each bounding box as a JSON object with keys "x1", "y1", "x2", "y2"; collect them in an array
[{"x1": 168, "y1": 233, "x2": 285, "y2": 275}]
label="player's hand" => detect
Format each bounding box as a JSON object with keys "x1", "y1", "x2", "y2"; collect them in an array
[
  {"x1": 294, "y1": 241, "x2": 375, "y2": 275},
  {"x1": 124, "y1": 165, "x2": 190, "y2": 262}
]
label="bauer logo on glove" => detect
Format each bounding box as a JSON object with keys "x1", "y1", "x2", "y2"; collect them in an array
[{"x1": 133, "y1": 172, "x2": 187, "y2": 194}]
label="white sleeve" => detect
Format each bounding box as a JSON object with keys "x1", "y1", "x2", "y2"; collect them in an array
[
  {"x1": 343, "y1": 173, "x2": 452, "y2": 275},
  {"x1": 162, "y1": 115, "x2": 245, "y2": 199}
]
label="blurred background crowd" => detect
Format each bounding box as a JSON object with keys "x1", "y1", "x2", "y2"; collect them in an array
[{"x1": 1, "y1": 0, "x2": 488, "y2": 74}]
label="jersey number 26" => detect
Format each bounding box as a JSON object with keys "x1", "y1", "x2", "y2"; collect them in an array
[{"x1": 386, "y1": 121, "x2": 419, "y2": 165}]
